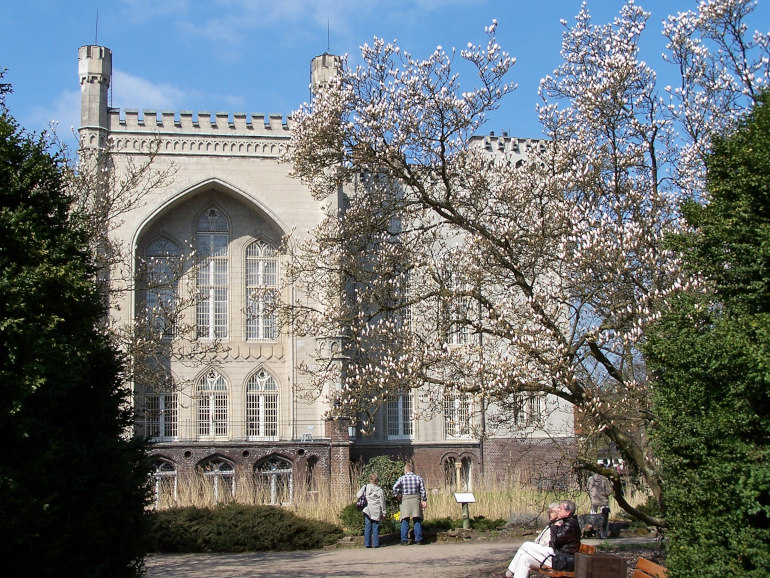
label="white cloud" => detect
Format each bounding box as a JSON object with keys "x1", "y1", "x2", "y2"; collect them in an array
[
  {"x1": 111, "y1": 70, "x2": 188, "y2": 111},
  {"x1": 27, "y1": 89, "x2": 81, "y2": 144}
]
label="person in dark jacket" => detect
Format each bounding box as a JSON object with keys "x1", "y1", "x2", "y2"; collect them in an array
[{"x1": 493, "y1": 500, "x2": 581, "y2": 578}]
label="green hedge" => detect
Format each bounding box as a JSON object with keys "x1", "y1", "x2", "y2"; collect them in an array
[{"x1": 148, "y1": 504, "x2": 343, "y2": 552}]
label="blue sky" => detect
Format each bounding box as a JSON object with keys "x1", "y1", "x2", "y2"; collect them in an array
[{"x1": 3, "y1": 0, "x2": 769, "y2": 145}]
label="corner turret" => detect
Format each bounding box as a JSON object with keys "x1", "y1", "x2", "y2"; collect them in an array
[
  {"x1": 310, "y1": 53, "x2": 341, "y2": 99},
  {"x1": 78, "y1": 45, "x2": 112, "y2": 147}
]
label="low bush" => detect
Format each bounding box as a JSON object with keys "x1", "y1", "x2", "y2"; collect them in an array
[
  {"x1": 423, "y1": 516, "x2": 506, "y2": 532},
  {"x1": 148, "y1": 504, "x2": 343, "y2": 552}
]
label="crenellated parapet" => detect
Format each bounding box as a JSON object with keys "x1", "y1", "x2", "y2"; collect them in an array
[
  {"x1": 93, "y1": 109, "x2": 295, "y2": 157},
  {"x1": 470, "y1": 131, "x2": 547, "y2": 160}
]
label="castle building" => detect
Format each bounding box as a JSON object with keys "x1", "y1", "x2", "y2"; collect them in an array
[{"x1": 78, "y1": 45, "x2": 574, "y2": 507}]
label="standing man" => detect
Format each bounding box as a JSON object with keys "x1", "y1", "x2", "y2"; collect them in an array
[
  {"x1": 393, "y1": 463, "x2": 428, "y2": 545},
  {"x1": 587, "y1": 466, "x2": 613, "y2": 539}
]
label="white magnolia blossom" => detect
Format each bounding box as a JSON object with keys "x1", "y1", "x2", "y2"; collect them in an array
[{"x1": 283, "y1": 0, "x2": 769, "y2": 518}]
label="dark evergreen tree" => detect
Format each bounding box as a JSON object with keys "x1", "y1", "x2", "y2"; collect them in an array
[
  {"x1": 0, "y1": 75, "x2": 150, "y2": 577},
  {"x1": 645, "y1": 94, "x2": 770, "y2": 577}
]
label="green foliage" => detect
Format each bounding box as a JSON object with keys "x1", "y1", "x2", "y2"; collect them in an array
[
  {"x1": 0, "y1": 76, "x2": 150, "y2": 576},
  {"x1": 339, "y1": 502, "x2": 366, "y2": 533},
  {"x1": 422, "y1": 516, "x2": 505, "y2": 532},
  {"x1": 148, "y1": 505, "x2": 343, "y2": 552},
  {"x1": 646, "y1": 94, "x2": 770, "y2": 577},
  {"x1": 339, "y1": 502, "x2": 400, "y2": 535},
  {"x1": 341, "y1": 455, "x2": 406, "y2": 535},
  {"x1": 358, "y1": 455, "x2": 405, "y2": 513}
]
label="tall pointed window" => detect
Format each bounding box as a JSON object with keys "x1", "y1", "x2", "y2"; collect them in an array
[
  {"x1": 444, "y1": 392, "x2": 471, "y2": 439},
  {"x1": 387, "y1": 392, "x2": 413, "y2": 439},
  {"x1": 145, "y1": 238, "x2": 180, "y2": 339},
  {"x1": 198, "y1": 369, "x2": 228, "y2": 438},
  {"x1": 245, "y1": 240, "x2": 278, "y2": 340},
  {"x1": 246, "y1": 369, "x2": 278, "y2": 439},
  {"x1": 441, "y1": 271, "x2": 473, "y2": 346},
  {"x1": 196, "y1": 208, "x2": 228, "y2": 340}
]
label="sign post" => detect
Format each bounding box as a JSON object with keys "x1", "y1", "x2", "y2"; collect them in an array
[{"x1": 453, "y1": 492, "x2": 476, "y2": 529}]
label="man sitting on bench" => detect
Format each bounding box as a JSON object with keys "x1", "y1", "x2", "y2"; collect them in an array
[{"x1": 496, "y1": 500, "x2": 581, "y2": 578}]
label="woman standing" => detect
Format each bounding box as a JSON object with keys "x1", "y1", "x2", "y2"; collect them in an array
[{"x1": 356, "y1": 474, "x2": 387, "y2": 548}]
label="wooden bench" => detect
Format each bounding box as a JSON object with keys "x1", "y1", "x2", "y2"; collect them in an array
[
  {"x1": 633, "y1": 557, "x2": 668, "y2": 578},
  {"x1": 529, "y1": 544, "x2": 597, "y2": 577}
]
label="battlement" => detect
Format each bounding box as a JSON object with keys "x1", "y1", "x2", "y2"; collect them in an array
[
  {"x1": 107, "y1": 109, "x2": 292, "y2": 134},
  {"x1": 471, "y1": 131, "x2": 547, "y2": 156},
  {"x1": 80, "y1": 109, "x2": 296, "y2": 157}
]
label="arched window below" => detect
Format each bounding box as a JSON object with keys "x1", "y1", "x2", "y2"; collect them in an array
[
  {"x1": 444, "y1": 456, "x2": 473, "y2": 493},
  {"x1": 199, "y1": 457, "x2": 235, "y2": 504},
  {"x1": 153, "y1": 459, "x2": 178, "y2": 508},
  {"x1": 255, "y1": 456, "x2": 293, "y2": 505}
]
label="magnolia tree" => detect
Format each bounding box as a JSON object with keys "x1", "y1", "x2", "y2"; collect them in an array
[{"x1": 284, "y1": 0, "x2": 769, "y2": 524}]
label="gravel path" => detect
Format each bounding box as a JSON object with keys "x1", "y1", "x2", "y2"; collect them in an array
[{"x1": 144, "y1": 536, "x2": 661, "y2": 577}]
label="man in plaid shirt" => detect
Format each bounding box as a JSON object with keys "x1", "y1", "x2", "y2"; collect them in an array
[{"x1": 393, "y1": 463, "x2": 428, "y2": 545}]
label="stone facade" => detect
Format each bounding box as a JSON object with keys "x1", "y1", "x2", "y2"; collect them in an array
[{"x1": 78, "y1": 44, "x2": 575, "y2": 507}]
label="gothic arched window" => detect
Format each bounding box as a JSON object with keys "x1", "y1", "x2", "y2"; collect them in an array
[
  {"x1": 444, "y1": 456, "x2": 473, "y2": 493},
  {"x1": 197, "y1": 369, "x2": 228, "y2": 438},
  {"x1": 246, "y1": 369, "x2": 278, "y2": 439},
  {"x1": 200, "y1": 457, "x2": 235, "y2": 503},
  {"x1": 196, "y1": 208, "x2": 229, "y2": 340},
  {"x1": 255, "y1": 456, "x2": 293, "y2": 505},
  {"x1": 152, "y1": 458, "x2": 178, "y2": 508},
  {"x1": 144, "y1": 237, "x2": 180, "y2": 339},
  {"x1": 245, "y1": 239, "x2": 278, "y2": 340}
]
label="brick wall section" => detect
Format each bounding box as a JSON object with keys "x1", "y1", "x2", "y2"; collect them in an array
[
  {"x1": 149, "y1": 441, "x2": 334, "y2": 496},
  {"x1": 325, "y1": 418, "x2": 353, "y2": 496},
  {"x1": 351, "y1": 437, "x2": 576, "y2": 492},
  {"x1": 149, "y1": 435, "x2": 575, "y2": 502}
]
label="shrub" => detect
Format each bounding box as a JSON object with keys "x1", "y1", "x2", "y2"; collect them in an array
[
  {"x1": 339, "y1": 503, "x2": 365, "y2": 534},
  {"x1": 148, "y1": 504, "x2": 343, "y2": 552},
  {"x1": 423, "y1": 516, "x2": 506, "y2": 532},
  {"x1": 358, "y1": 455, "x2": 405, "y2": 513}
]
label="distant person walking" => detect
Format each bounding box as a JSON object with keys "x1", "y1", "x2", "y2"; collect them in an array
[
  {"x1": 393, "y1": 463, "x2": 427, "y2": 545},
  {"x1": 356, "y1": 474, "x2": 387, "y2": 548},
  {"x1": 587, "y1": 467, "x2": 613, "y2": 539}
]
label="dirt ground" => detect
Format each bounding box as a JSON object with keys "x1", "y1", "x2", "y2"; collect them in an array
[{"x1": 144, "y1": 527, "x2": 665, "y2": 577}]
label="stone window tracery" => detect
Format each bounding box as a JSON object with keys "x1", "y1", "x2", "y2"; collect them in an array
[
  {"x1": 246, "y1": 369, "x2": 278, "y2": 439},
  {"x1": 245, "y1": 239, "x2": 278, "y2": 340},
  {"x1": 196, "y1": 208, "x2": 229, "y2": 340},
  {"x1": 197, "y1": 369, "x2": 229, "y2": 438}
]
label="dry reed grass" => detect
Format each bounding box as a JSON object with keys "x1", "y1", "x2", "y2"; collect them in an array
[{"x1": 160, "y1": 476, "x2": 644, "y2": 527}]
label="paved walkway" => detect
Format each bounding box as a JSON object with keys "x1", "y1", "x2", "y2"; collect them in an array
[
  {"x1": 144, "y1": 537, "x2": 657, "y2": 577},
  {"x1": 144, "y1": 539, "x2": 518, "y2": 577}
]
